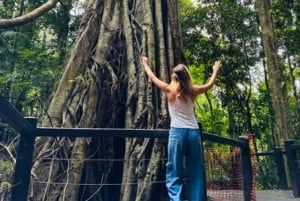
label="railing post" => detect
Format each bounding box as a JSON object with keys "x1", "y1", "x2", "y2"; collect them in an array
[
  {"x1": 11, "y1": 117, "x2": 37, "y2": 201},
  {"x1": 285, "y1": 139, "x2": 300, "y2": 197},
  {"x1": 274, "y1": 147, "x2": 288, "y2": 190},
  {"x1": 239, "y1": 136, "x2": 252, "y2": 201}
]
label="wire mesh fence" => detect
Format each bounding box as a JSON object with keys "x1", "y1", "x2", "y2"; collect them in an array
[
  {"x1": 1, "y1": 134, "x2": 299, "y2": 201},
  {"x1": 8, "y1": 137, "x2": 249, "y2": 201},
  {"x1": 205, "y1": 146, "x2": 244, "y2": 201},
  {"x1": 2, "y1": 135, "x2": 300, "y2": 201}
]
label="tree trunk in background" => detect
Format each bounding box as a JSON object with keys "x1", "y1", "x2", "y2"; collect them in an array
[
  {"x1": 257, "y1": 0, "x2": 294, "y2": 146},
  {"x1": 31, "y1": 0, "x2": 184, "y2": 200},
  {"x1": 262, "y1": 58, "x2": 277, "y2": 148},
  {"x1": 55, "y1": 0, "x2": 72, "y2": 65},
  {"x1": 286, "y1": 50, "x2": 300, "y2": 133}
]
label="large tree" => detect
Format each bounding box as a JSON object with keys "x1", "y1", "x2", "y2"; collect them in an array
[
  {"x1": 27, "y1": 0, "x2": 185, "y2": 200},
  {"x1": 257, "y1": 0, "x2": 295, "y2": 146}
]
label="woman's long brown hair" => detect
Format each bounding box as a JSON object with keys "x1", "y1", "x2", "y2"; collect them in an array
[{"x1": 172, "y1": 64, "x2": 196, "y2": 101}]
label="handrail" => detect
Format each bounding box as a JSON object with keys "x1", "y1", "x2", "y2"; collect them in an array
[
  {"x1": 291, "y1": 144, "x2": 300, "y2": 150},
  {"x1": 0, "y1": 93, "x2": 253, "y2": 201},
  {"x1": 36, "y1": 127, "x2": 247, "y2": 148},
  {"x1": 36, "y1": 127, "x2": 169, "y2": 138},
  {"x1": 204, "y1": 132, "x2": 248, "y2": 148},
  {"x1": 0, "y1": 92, "x2": 246, "y2": 149},
  {"x1": 0, "y1": 94, "x2": 33, "y2": 134}
]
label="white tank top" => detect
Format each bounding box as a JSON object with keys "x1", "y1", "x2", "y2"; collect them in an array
[{"x1": 168, "y1": 97, "x2": 199, "y2": 128}]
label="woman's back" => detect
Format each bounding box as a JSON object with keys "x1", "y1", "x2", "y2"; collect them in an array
[{"x1": 168, "y1": 96, "x2": 198, "y2": 128}]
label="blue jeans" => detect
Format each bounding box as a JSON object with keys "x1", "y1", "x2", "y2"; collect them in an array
[{"x1": 166, "y1": 127, "x2": 204, "y2": 201}]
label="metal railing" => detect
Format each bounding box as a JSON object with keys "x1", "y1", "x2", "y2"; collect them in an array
[{"x1": 0, "y1": 94, "x2": 253, "y2": 201}]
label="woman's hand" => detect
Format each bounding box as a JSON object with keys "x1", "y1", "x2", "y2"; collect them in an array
[
  {"x1": 140, "y1": 56, "x2": 169, "y2": 92},
  {"x1": 213, "y1": 60, "x2": 222, "y2": 72},
  {"x1": 141, "y1": 56, "x2": 148, "y2": 66}
]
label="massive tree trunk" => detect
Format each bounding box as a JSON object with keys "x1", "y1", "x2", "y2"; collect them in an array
[
  {"x1": 31, "y1": 0, "x2": 185, "y2": 200},
  {"x1": 257, "y1": 0, "x2": 294, "y2": 146}
]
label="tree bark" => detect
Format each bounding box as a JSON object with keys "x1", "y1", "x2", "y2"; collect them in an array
[
  {"x1": 257, "y1": 0, "x2": 294, "y2": 146},
  {"x1": 31, "y1": 0, "x2": 184, "y2": 200}
]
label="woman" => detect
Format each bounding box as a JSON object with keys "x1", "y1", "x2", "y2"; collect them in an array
[{"x1": 141, "y1": 56, "x2": 221, "y2": 201}]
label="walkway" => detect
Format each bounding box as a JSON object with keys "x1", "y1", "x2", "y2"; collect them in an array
[
  {"x1": 256, "y1": 190, "x2": 300, "y2": 201},
  {"x1": 207, "y1": 190, "x2": 300, "y2": 201}
]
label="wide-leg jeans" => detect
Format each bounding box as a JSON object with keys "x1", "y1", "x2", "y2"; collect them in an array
[{"x1": 166, "y1": 127, "x2": 204, "y2": 201}]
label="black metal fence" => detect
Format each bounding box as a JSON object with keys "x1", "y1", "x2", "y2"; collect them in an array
[
  {"x1": 256, "y1": 148, "x2": 288, "y2": 190},
  {"x1": 256, "y1": 141, "x2": 300, "y2": 198},
  {"x1": 285, "y1": 140, "x2": 300, "y2": 197},
  {"x1": 0, "y1": 94, "x2": 254, "y2": 201}
]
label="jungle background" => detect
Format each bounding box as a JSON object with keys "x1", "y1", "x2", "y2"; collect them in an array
[{"x1": 0, "y1": 0, "x2": 300, "y2": 200}]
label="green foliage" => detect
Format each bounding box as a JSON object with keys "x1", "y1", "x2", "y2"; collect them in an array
[
  {"x1": 0, "y1": 121, "x2": 17, "y2": 144},
  {"x1": 256, "y1": 157, "x2": 279, "y2": 190},
  {"x1": 271, "y1": 0, "x2": 300, "y2": 59},
  {"x1": 180, "y1": 0, "x2": 261, "y2": 139},
  {"x1": 27, "y1": 87, "x2": 41, "y2": 101},
  {"x1": 0, "y1": 0, "x2": 79, "y2": 119},
  {"x1": 179, "y1": 1, "x2": 300, "y2": 176},
  {"x1": 0, "y1": 160, "x2": 14, "y2": 187},
  {"x1": 251, "y1": 83, "x2": 275, "y2": 149},
  {"x1": 270, "y1": 0, "x2": 300, "y2": 140},
  {"x1": 0, "y1": 160, "x2": 13, "y2": 178},
  {"x1": 1, "y1": 181, "x2": 12, "y2": 188},
  {"x1": 189, "y1": 65, "x2": 228, "y2": 135}
]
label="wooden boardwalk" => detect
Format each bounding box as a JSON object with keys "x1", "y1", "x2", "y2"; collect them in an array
[
  {"x1": 256, "y1": 190, "x2": 300, "y2": 201},
  {"x1": 207, "y1": 190, "x2": 300, "y2": 201}
]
